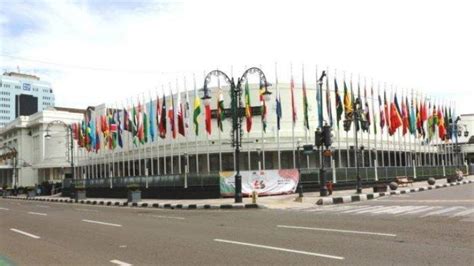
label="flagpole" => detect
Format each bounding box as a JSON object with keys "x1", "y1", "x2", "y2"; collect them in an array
[
  {"x1": 366, "y1": 77, "x2": 372, "y2": 168},
  {"x1": 154, "y1": 89, "x2": 160, "y2": 175},
  {"x1": 176, "y1": 79, "x2": 182, "y2": 174},
  {"x1": 308, "y1": 64, "x2": 312, "y2": 169},
  {"x1": 336, "y1": 69, "x2": 342, "y2": 168},
  {"x1": 358, "y1": 74, "x2": 365, "y2": 169},
  {"x1": 169, "y1": 83, "x2": 175, "y2": 175},
  {"x1": 184, "y1": 75, "x2": 190, "y2": 179},
  {"x1": 275, "y1": 62, "x2": 281, "y2": 169},
  {"x1": 344, "y1": 72, "x2": 350, "y2": 168},
  {"x1": 217, "y1": 76, "x2": 223, "y2": 172},
  {"x1": 193, "y1": 74, "x2": 200, "y2": 174},
  {"x1": 371, "y1": 79, "x2": 378, "y2": 178},
  {"x1": 160, "y1": 83, "x2": 168, "y2": 175},
  {"x1": 291, "y1": 63, "x2": 296, "y2": 169},
  {"x1": 317, "y1": 65, "x2": 322, "y2": 168}
]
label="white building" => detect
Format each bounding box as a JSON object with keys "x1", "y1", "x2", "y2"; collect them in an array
[
  {"x1": 75, "y1": 81, "x2": 458, "y2": 182},
  {"x1": 0, "y1": 107, "x2": 83, "y2": 187},
  {"x1": 0, "y1": 71, "x2": 55, "y2": 127}
]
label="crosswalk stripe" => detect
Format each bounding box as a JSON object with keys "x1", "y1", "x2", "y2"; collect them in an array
[
  {"x1": 421, "y1": 207, "x2": 466, "y2": 217},
  {"x1": 386, "y1": 206, "x2": 425, "y2": 214},
  {"x1": 341, "y1": 206, "x2": 381, "y2": 213},
  {"x1": 450, "y1": 208, "x2": 474, "y2": 217},
  {"x1": 398, "y1": 206, "x2": 440, "y2": 215},
  {"x1": 365, "y1": 206, "x2": 401, "y2": 214}
]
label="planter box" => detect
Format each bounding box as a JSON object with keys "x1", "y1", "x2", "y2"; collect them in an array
[
  {"x1": 373, "y1": 184, "x2": 387, "y2": 193},
  {"x1": 27, "y1": 190, "x2": 36, "y2": 198},
  {"x1": 75, "y1": 190, "x2": 87, "y2": 201},
  {"x1": 128, "y1": 190, "x2": 141, "y2": 203}
]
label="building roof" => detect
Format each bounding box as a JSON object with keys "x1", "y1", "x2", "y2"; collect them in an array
[
  {"x1": 2, "y1": 71, "x2": 40, "y2": 81},
  {"x1": 52, "y1": 106, "x2": 86, "y2": 114}
]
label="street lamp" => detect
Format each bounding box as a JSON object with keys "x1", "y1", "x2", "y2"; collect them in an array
[
  {"x1": 44, "y1": 120, "x2": 75, "y2": 181},
  {"x1": 202, "y1": 67, "x2": 272, "y2": 203}
]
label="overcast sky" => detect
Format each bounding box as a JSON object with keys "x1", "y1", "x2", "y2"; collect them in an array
[{"x1": 0, "y1": 0, "x2": 473, "y2": 114}]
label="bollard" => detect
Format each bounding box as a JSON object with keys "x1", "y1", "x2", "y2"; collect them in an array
[{"x1": 252, "y1": 190, "x2": 258, "y2": 204}]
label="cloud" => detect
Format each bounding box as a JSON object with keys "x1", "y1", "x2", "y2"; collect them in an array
[{"x1": 0, "y1": 0, "x2": 473, "y2": 113}]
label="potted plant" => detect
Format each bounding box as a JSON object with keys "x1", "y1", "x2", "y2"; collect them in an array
[
  {"x1": 27, "y1": 186, "x2": 36, "y2": 198},
  {"x1": 74, "y1": 184, "x2": 87, "y2": 201},
  {"x1": 127, "y1": 183, "x2": 141, "y2": 203}
]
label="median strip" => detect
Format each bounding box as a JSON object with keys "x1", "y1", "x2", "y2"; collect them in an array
[
  {"x1": 277, "y1": 225, "x2": 397, "y2": 237},
  {"x1": 82, "y1": 219, "x2": 122, "y2": 227},
  {"x1": 10, "y1": 228, "x2": 40, "y2": 239},
  {"x1": 214, "y1": 239, "x2": 344, "y2": 260},
  {"x1": 0, "y1": 207, "x2": 9, "y2": 211}
]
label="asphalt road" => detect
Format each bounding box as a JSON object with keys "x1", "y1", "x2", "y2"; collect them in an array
[{"x1": 1, "y1": 184, "x2": 473, "y2": 265}]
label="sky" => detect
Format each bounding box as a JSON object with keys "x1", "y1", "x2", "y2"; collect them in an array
[{"x1": 0, "y1": 0, "x2": 473, "y2": 113}]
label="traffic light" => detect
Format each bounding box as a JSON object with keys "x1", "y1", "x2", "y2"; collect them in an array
[
  {"x1": 315, "y1": 128, "x2": 323, "y2": 148},
  {"x1": 322, "y1": 125, "x2": 332, "y2": 148}
]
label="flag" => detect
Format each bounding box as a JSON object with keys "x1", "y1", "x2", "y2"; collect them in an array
[
  {"x1": 326, "y1": 72, "x2": 333, "y2": 127},
  {"x1": 149, "y1": 98, "x2": 156, "y2": 142},
  {"x1": 371, "y1": 86, "x2": 377, "y2": 135},
  {"x1": 438, "y1": 106, "x2": 446, "y2": 140},
  {"x1": 444, "y1": 106, "x2": 450, "y2": 141},
  {"x1": 343, "y1": 80, "x2": 352, "y2": 131},
  {"x1": 384, "y1": 90, "x2": 390, "y2": 132},
  {"x1": 193, "y1": 90, "x2": 201, "y2": 135},
  {"x1": 136, "y1": 102, "x2": 144, "y2": 144},
  {"x1": 244, "y1": 80, "x2": 252, "y2": 132},
  {"x1": 123, "y1": 108, "x2": 130, "y2": 132},
  {"x1": 378, "y1": 93, "x2": 385, "y2": 130},
  {"x1": 143, "y1": 107, "x2": 148, "y2": 144},
  {"x1": 131, "y1": 104, "x2": 138, "y2": 145},
  {"x1": 416, "y1": 98, "x2": 425, "y2": 138},
  {"x1": 115, "y1": 110, "x2": 123, "y2": 148},
  {"x1": 276, "y1": 92, "x2": 282, "y2": 130},
  {"x1": 351, "y1": 81, "x2": 359, "y2": 131},
  {"x1": 177, "y1": 87, "x2": 185, "y2": 137},
  {"x1": 169, "y1": 91, "x2": 176, "y2": 139},
  {"x1": 159, "y1": 94, "x2": 167, "y2": 139},
  {"x1": 363, "y1": 84, "x2": 370, "y2": 132},
  {"x1": 259, "y1": 80, "x2": 268, "y2": 132},
  {"x1": 315, "y1": 72, "x2": 322, "y2": 129},
  {"x1": 389, "y1": 94, "x2": 403, "y2": 135},
  {"x1": 402, "y1": 96, "x2": 409, "y2": 135},
  {"x1": 409, "y1": 96, "x2": 416, "y2": 135},
  {"x1": 335, "y1": 78, "x2": 343, "y2": 128},
  {"x1": 302, "y1": 71, "x2": 312, "y2": 130},
  {"x1": 290, "y1": 76, "x2": 297, "y2": 125},
  {"x1": 95, "y1": 118, "x2": 100, "y2": 152},
  {"x1": 217, "y1": 88, "x2": 225, "y2": 131}
]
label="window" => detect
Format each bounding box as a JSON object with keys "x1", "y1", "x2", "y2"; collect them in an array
[{"x1": 15, "y1": 85, "x2": 21, "y2": 89}]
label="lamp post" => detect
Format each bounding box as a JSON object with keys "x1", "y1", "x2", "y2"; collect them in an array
[
  {"x1": 202, "y1": 67, "x2": 272, "y2": 203},
  {"x1": 44, "y1": 120, "x2": 75, "y2": 181}
]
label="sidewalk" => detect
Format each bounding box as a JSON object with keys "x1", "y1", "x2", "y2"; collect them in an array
[{"x1": 3, "y1": 176, "x2": 473, "y2": 210}]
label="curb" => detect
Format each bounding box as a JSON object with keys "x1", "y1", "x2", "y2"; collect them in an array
[
  {"x1": 316, "y1": 180, "x2": 473, "y2": 205},
  {"x1": 0, "y1": 196, "x2": 263, "y2": 210}
]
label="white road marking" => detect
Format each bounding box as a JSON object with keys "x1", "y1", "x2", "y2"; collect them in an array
[
  {"x1": 277, "y1": 225, "x2": 397, "y2": 237},
  {"x1": 138, "y1": 214, "x2": 185, "y2": 220},
  {"x1": 36, "y1": 205, "x2": 50, "y2": 208},
  {"x1": 75, "y1": 208, "x2": 99, "y2": 212},
  {"x1": 450, "y1": 208, "x2": 474, "y2": 217},
  {"x1": 421, "y1": 207, "x2": 466, "y2": 217},
  {"x1": 357, "y1": 206, "x2": 389, "y2": 214},
  {"x1": 387, "y1": 206, "x2": 427, "y2": 214},
  {"x1": 110, "y1": 259, "x2": 132, "y2": 266},
  {"x1": 10, "y1": 228, "x2": 40, "y2": 239},
  {"x1": 28, "y1": 211, "x2": 47, "y2": 216},
  {"x1": 214, "y1": 239, "x2": 344, "y2": 260},
  {"x1": 82, "y1": 219, "x2": 122, "y2": 227},
  {"x1": 398, "y1": 206, "x2": 440, "y2": 215},
  {"x1": 0, "y1": 207, "x2": 9, "y2": 210},
  {"x1": 341, "y1": 206, "x2": 381, "y2": 213},
  {"x1": 375, "y1": 199, "x2": 474, "y2": 203}
]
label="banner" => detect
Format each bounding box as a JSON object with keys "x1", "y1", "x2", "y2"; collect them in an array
[{"x1": 220, "y1": 169, "x2": 299, "y2": 197}]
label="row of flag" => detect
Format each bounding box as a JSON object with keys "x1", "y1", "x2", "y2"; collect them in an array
[{"x1": 73, "y1": 70, "x2": 456, "y2": 153}]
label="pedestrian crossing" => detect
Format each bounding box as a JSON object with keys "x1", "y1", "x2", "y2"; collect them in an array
[{"x1": 284, "y1": 204, "x2": 474, "y2": 219}]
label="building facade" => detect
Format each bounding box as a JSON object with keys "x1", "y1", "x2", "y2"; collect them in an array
[
  {"x1": 74, "y1": 82, "x2": 462, "y2": 182},
  {"x1": 0, "y1": 72, "x2": 55, "y2": 127},
  {"x1": 0, "y1": 107, "x2": 83, "y2": 188}
]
